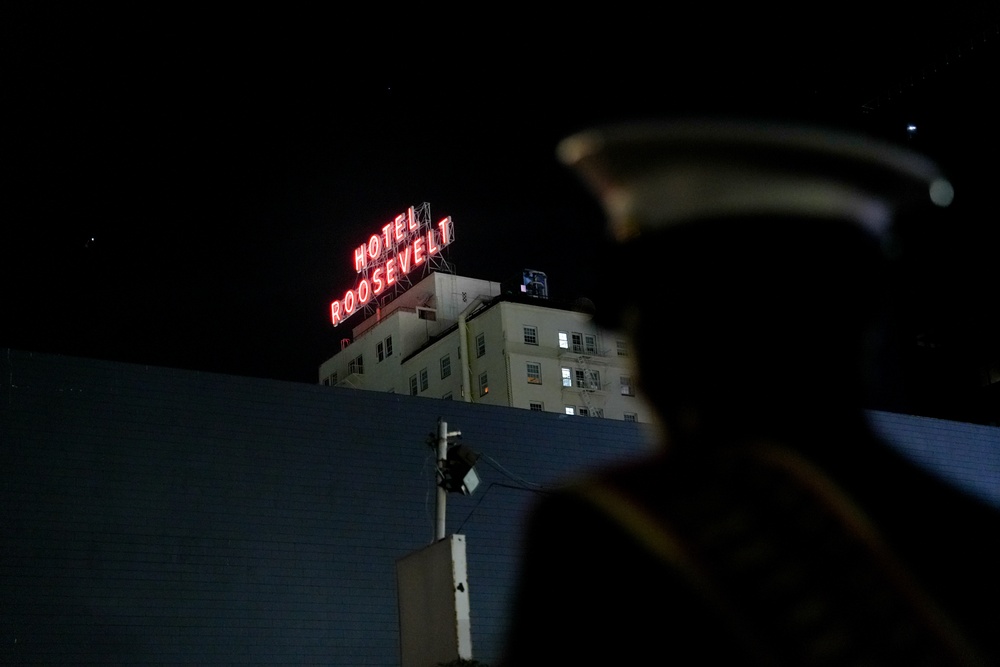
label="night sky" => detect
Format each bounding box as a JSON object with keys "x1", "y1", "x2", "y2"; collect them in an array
[{"x1": 3, "y1": 6, "x2": 998, "y2": 423}]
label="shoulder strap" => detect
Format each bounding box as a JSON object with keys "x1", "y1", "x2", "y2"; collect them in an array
[
  {"x1": 749, "y1": 441, "x2": 988, "y2": 665},
  {"x1": 573, "y1": 477, "x2": 776, "y2": 664},
  {"x1": 572, "y1": 443, "x2": 989, "y2": 666}
]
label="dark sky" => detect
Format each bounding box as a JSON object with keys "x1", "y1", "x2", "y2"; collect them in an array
[{"x1": 3, "y1": 6, "x2": 998, "y2": 421}]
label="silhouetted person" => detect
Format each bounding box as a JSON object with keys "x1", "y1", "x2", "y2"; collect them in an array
[{"x1": 499, "y1": 120, "x2": 1000, "y2": 666}]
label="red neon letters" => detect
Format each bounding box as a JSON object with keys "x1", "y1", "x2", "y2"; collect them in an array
[{"x1": 331, "y1": 209, "x2": 452, "y2": 327}]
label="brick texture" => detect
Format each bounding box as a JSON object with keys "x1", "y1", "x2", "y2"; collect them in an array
[{"x1": 2, "y1": 349, "x2": 997, "y2": 665}]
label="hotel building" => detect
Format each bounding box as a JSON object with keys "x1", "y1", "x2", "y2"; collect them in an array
[{"x1": 318, "y1": 270, "x2": 651, "y2": 423}]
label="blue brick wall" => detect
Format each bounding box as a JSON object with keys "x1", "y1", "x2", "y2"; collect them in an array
[
  {"x1": 2, "y1": 349, "x2": 997, "y2": 665},
  {"x1": 867, "y1": 409, "x2": 1000, "y2": 509},
  {"x1": 0, "y1": 349, "x2": 653, "y2": 665}
]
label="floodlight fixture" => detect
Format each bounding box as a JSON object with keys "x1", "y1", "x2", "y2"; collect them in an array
[{"x1": 439, "y1": 443, "x2": 482, "y2": 495}]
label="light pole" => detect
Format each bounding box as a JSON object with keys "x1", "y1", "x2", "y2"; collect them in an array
[
  {"x1": 436, "y1": 418, "x2": 455, "y2": 541},
  {"x1": 398, "y1": 418, "x2": 481, "y2": 666},
  {"x1": 432, "y1": 417, "x2": 481, "y2": 541}
]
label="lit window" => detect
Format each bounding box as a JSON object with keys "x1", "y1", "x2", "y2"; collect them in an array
[
  {"x1": 409, "y1": 375, "x2": 418, "y2": 396},
  {"x1": 564, "y1": 406, "x2": 575, "y2": 415},
  {"x1": 620, "y1": 376, "x2": 635, "y2": 397},
  {"x1": 476, "y1": 333, "x2": 486, "y2": 358},
  {"x1": 441, "y1": 354, "x2": 451, "y2": 379},
  {"x1": 561, "y1": 367, "x2": 572, "y2": 387},
  {"x1": 479, "y1": 372, "x2": 489, "y2": 396},
  {"x1": 419, "y1": 368, "x2": 428, "y2": 392},
  {"x1": 523, "y1": 326, "x2": 538, "y2": 345},
  {"x1": 558, "y1": 332, "x2": 569, "y2": 349},
  {"x1": 529, "y1": 401, "x2": 544, "y2": 411},
  {"x1": 527, "y1": 362, "x2": 542, "y2": 384}
]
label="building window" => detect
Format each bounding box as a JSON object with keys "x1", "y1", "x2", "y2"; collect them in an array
[
  {"x1": 476, "y1": 332, "x2": 486, "y2": 358},
  {"x1": 527, "y1": 362, "x2": 542, "y2": 384},
  {"x1": 564, "y1": 406, "x2": 575, "y2": 415},
  {"x1": 523, "y1": 326, "x2": 538, "y2": 345},
  {"x1": 479, "y1": 372, "x2": 489, "y2": 396},
  {"x1": 561, "y1": 367, "x2": 572, "y2": 387},
  {"x1": 419, "y1": 368, "x2": 429, "y2": 392},
  {"x1": 376, "y1": 337, "x2": 393, "y2": 363},
  {"x1": 624, "y1": 412, "x2": 638, "y2": 423},
  {"x1": 617, "y1": 340, "x2": 629, "y2": 357},
  {"x1": 588, "y1": 370, "x2": 601, "y2": 390},
  {"x1": 326, "y1": 373, "x2": 337, "y2": 386},
  {"x1": 529, "y1": 401, "x2": 544, "y2": 411},
  {"x1": 441, "y1": 354, "x2": 451, "y2": 379},
  {"x1": 409, "y1": 375, "x2": 418, "y2": 395},
  {"x1": 566, "y1": 332, "x2": 598, "y2": 354},
  {"x1": 575, "y1": 369, "x2": 601, "y2": 390},
  {"x1": 349, "y1": 355, "x2": 364, "y2": 375},
  {"x1": 578, "y1": 406, "x2": 590, "y2": 417},
  {"x1": 620, "y1": 376, "x2": 635, "y2": 397}
]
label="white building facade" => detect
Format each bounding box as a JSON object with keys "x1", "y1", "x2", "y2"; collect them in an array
[{"x1": 319, "y1": 271, "x2": 652, "y2": 423}]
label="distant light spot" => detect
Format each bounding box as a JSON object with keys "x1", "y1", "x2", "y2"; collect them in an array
[{"x1": 929, "y1": 179, "x2": 954, "y2": 207}]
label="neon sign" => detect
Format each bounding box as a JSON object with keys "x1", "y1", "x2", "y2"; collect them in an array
[{"x1": 330, "y1": 205, "x2": 453, "y2": 327}]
